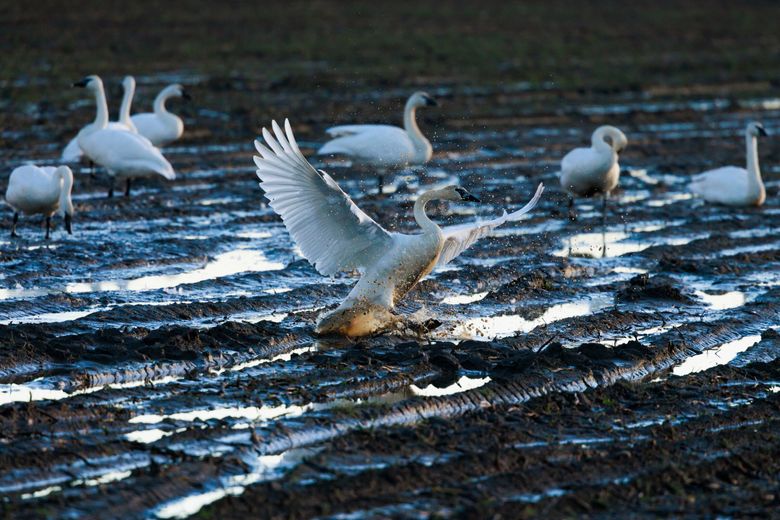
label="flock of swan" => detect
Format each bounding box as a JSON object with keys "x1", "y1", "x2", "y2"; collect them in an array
[{"x1": 2, "y1": 83, "x2": 772, "y2": 336}]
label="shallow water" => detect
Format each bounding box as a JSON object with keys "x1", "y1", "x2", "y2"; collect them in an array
[{"x1": 2, "y1": 78, "x2": 780, "y2": 519}]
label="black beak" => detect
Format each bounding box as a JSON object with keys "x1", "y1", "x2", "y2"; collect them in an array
[
  {"x1": 73, "y1": 78, "x2": 89, "y2": 88},
  {"x1": 181, "y1": 90, "x2": 192, "y2": 101},
  {"x1": 462, "y1": 193, "x2": 480, "y2": 202},
  {"x1": 758, "y1": 126, "x2": 768, "y2": 137},
  {"x1": 425, "y1": 96, "x2": 438, "y2": 107},
  {"x1": 64, "y1": 214, "x2": 73, "y2": 234}
]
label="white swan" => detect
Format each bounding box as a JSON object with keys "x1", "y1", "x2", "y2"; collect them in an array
[
  {"x1": 254, "y1": 120, "x2": 544, "y2": 337},
  {"x1": 61, "y1": 75, "x2": 137, "y2": 163},
  {"x1": 131, "y1": 84, "x2": 189, "y2": 147},
  {"x1": 74, "y1": 75, "x2": 175, "y2": 197},
  {"x1": 5, "y1": 165, "x2": 74, "y2": 239},
  {"x1": 316, "y1": 92, "x2": 437, "y2": 193},
  {"x1": 688, "y1": 122, "x2": 768, "y2": 206},
  {"x1": 560, "y1": 125, "x2": 628, "y2": 221}
]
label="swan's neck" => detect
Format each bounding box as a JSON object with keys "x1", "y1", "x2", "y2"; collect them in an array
[
  {"x1": 591, "y1": 128, "x2": 614, "y2": 154},
  {"x1": 92, "y1": 83, "x2": 109, "y2": 130},
  {"x1": 154, "y1": 89, "x2": 171, "y2": 116},
  {"x1": 413, "y1": 190, "x2": 443, "y2": 237},
  {"x1": 57, "y1": 169, "x2": 74, "y2": 215},
  {"x1": 119, "y1": 82, "x2": 135, "y2": 127},
  {"x1": 403, "y1": 101, "x2": 432, "y2": 162},
  {"x1": 745, "y1": 132, "x2": 763, "y2": 190}
]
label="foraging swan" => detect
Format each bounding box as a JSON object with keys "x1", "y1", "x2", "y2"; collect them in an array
[
  {"x1": 131, "y1": 84, "x2": 189, "y2": 147},
  {"x1": 74, "y1": 75, "x2": 175, "y2": 197},
  {"x1": 61, "y1": 75, "x2": 138, "y2": 163},
  {"x1": 560, "y1": 125, "x2": 628, "y2": 221},
  {"x1": 5, "y1": 165, "x2": 74, "y2": 239},
  {"x1": 688, "y1": 122, "x2": 768, "y2": 206},
  {"x1": 255, "y1": 120, "x2": 544, "y2": 337},
  {"x1": 316, "y1": 91, "x2": 437, "y2": 193}
]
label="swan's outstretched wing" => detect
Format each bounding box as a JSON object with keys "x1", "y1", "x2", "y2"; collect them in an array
[
  {"x1": 437, "y1": 183, "x2": 544, "y2": 266},
  {"x1": 254, "y1": 119, "x2": 394, "y2": 276}
]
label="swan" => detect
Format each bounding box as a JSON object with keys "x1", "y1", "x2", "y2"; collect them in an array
[
  {"x1": 5, "y1": 165, "x2": 74, "y2": 239},
  {"x1": 560, "y1": 125, "x2": 628, "y2": 222},
  {"x1": 131, "y1": 84, "x2": 189, "y2": 147},
  {"x1": 74, "y1": 75, "x2": 175, "y2": 197},
  {"x1": 61, "y1": 75, "x2": 138, "y2": 163},
  {"x1": 254, "y1": 120, "x2": 544, "y2": 337},
  {"x1": 316, "y1": 91, "x2": 437, "y2": 193},
  {"x1": 688, "y1": 122, "x2": 768, "y2": 206}
]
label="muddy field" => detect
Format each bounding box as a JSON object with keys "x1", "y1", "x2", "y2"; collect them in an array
[{"x1": 2, "y1": 2, "x2": 780, "y2": 519}]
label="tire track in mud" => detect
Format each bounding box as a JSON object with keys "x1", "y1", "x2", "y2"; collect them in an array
[{"x1": 2, "y1": 80, "x2": 780, "y2": 517}]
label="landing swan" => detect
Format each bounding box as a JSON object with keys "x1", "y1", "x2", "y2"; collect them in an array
[
  {"x1": 62, "y1": 75, "x2": 138, "y2": 163},
  {"x1": 316, "y1": 91, "x2": 437, "y2": 193},
  {"x1": 74, "y1": 75, "x2": 175, "y2": 197},
  {"x1": 5, "y1": 165, "x2": 74, "y2": 239},
  {"x1": 688, "y1": 122, "x2": 768, "y2": 206},
  {"x1": 131, "y1": 84, "x2": 189, "y2": 147},
  {"x1": 254, "y1": 120, "x2": 544, "y2": 337},
  {"x1": 560, "y1": 125, "x2": 628, "y2": 222}
]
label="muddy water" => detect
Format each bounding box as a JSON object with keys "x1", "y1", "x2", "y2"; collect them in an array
[{"x1": 1, "y1": 80, "x2": 780, "y2": 518}]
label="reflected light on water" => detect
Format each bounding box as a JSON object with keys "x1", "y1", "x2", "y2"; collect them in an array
[{"x1": 673, "y1": 335, "x2": 762, "y2": 376}]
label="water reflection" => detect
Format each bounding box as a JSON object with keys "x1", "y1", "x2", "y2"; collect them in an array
[{"x1": 673, "y1": 335, "x2": 762, "y2": 376}]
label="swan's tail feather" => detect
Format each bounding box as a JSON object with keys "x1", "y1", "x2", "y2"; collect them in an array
[{"x1": 505, "y1": 182, "x2": 545, "y2": 222}]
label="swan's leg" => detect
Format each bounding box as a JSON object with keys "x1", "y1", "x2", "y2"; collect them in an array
[
  {"x1": 89, "y1": 160, "x2": 96, "y2": 179},
  {"x1": 377, "y1": 174, "x2": 384, "y2": 194},
  {"x1": 10, "y1": 213, "x2": 19, "y2": 238},
  {"x1": 107, "y1": 178, "x2": 114, "y2": 198},
  {"x1": 125, "y1": 178, "x2": 132, "y2": 197},
  {"x1": 567, "y1": 196, "x2": 577, "y2": 221},
  {"x1": 45, "y1": 216, "x2": 51, "y2": 240},
  {"x1": 602, "y1": 192, "x2": 609, "y2": 227}
]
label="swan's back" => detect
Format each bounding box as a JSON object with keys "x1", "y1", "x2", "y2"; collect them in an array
[
  {"x1": 132, "y1": 113, "x2": 183, "y2": 146},
  {"x1": 560, "y1": 146, "x2": 615, "y2": 195},
  {"x1": 6, "y1": 165, "x2": 60, "y2": 212},
  {"x1": 689, "y1": 166, "x2": 752, "y2": 205},
  {"x1": 317, "y1": 125, "x2": 414, "y2": 167},
  {"x1": 62, "y1": 122, "x2": 134, "y2": 162},
  {"x1": 80, "y1": 129, "x2": 175, "y2": 179}
]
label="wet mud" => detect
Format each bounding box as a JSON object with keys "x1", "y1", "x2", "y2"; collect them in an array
[{"x1": 2, "y1": 9, "x2": 780, "y2": 517}]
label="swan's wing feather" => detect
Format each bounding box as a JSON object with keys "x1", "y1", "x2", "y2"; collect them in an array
[
  {"x1": 437, "y1": 183, "x2": 544, "y2": 266},
  {"x1": 82, "y1": 130, "x2": 175, "y2": 180},
  {"x1": 255, "y1": 119, "x2": 393, "y2": 276}
]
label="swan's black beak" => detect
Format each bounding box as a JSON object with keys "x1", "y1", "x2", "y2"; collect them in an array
[
  {"x1": 64, "y1": 214, "x2": 73, "y2": 234},
  {"x1": 424, "y1": 96, "x2": 438, "y2": 107},
  {"x1": 758, "y1": 125, "x2": 768, "y2": 137},
  {"x1": 73, "y1": 78, "x2": 89, "y2": 88},
  {"x1": 456, "y1": 187, "x2": 480, "y2": 202},
  {"x1": 181, "y1": 90, "x2": 192, "y2": 101}
]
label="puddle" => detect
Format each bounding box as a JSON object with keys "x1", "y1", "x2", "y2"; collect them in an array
[
  {"x1": 554, "y1": 231, "x2": 701, "y2": 258},
  {"x1": 446, "y1": 294, "x2": 612, "y2": 340},
  {"x1": 410, "y1": 376, "x2": 491, "y2": 396},
  {"x1": 673, "y1": 335, "x2": 763, "y2": 376}
]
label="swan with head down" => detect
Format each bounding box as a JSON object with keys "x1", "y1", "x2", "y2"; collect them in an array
[
  {"x1": 5, "y1": 164, "x2": 74, "y2": 239},
  {"x1": 688, "y1": 122, "x2": 768, "y2": 206},
  {"x1": 254, "y1": 120, "x2": 544, "y2": 337},
  {"x1": 560, "y1": 125, "x2": 628, "y2": 222},
  {"x1": 316, "y1": 91, "x2": 437, "y2": 193}
]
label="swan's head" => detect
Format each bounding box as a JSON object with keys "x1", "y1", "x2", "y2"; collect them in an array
[
  {"x1": 122, "y1": 76, "x2": 136, "y2": 91},
  {"x1": 408, "y1": 91, "x2": 438, "y2": 108},
  {"x1": 165, "y1": 84, "x2": 191, "y2": 101},
  {"x1": 747, "y1": 122, "x2": 768, "y2": 138},
  {"x1": 594, "y1": 125, "x2": 628, "y2": 153},
  {"x1": 73, "y1": 75, "x2": 103, "y2": 91},
  {"x1": 439, "y1": 185, "x2": 480, "y2": 202}
]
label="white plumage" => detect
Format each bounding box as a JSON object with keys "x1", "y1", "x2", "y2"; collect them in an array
[
  {"x1": 131, "y1": 84, "x2": 188, "y2": 147},
  {"x1": 74, "y1": 75, "x2": 175, "y2": 197},
  {"x1": 254, "y1": 120, "x2": 544, "y2": 337},
  {"x1": 560, "y1": 125, "x2": 628, "y2": 221},
  {"x1": 62, "y1": 75, "x2": 137, "y2": 163},
  {"x1": 317, "y1": 92, "x2": 437, "y2": 192},
  {"x1": 5, "y1": 164, "x2": 74, "y2": 238},
  {"x1": 688, "y1": 122, "x2": 767, "y2": 207}
]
